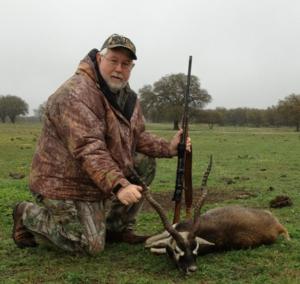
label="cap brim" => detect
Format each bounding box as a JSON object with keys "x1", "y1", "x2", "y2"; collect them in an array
[{"x1": 108, "y1": 44, "x2": 137, "y2": 60}]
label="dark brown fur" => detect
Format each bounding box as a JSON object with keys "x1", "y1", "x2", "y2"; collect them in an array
[
  {"x1": 177, "y1": 205, "x2": 290, "y2": 254},
  {"x1": 146, "y1": 205, "x2": 290, "y2": 274}
]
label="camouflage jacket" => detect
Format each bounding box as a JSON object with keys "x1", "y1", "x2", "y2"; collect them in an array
[{"x1": 29, "y1": 50, "x2": 173, "y2": 201}]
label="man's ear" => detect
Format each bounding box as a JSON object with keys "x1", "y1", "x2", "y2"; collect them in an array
[{"x1": 96, "y1": 52, "x2": 102, "y2": 64}]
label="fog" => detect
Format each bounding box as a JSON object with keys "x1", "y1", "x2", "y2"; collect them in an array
[{"x1": 1, "y1": 0, "x2": 300, "y2": 114}]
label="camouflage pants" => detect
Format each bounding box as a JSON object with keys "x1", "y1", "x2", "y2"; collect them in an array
[{"x1": 22, "y1": 153, "x2": 156, "y2": 255}]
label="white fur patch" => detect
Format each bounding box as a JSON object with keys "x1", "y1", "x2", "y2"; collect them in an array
[
  {"x1": 145, "y1": 236, "x2": 172, "y2": 249},
  {"x1": 145, "y1": 224, "x2": 177, "y2": 247},
  {"x1": 150, "y1": 247, "x2": 167, "y2": 254}
]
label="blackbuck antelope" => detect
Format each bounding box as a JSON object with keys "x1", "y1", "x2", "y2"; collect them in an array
[{"x1": 130, "y1": 157, "x2": 290, "y2": 275}]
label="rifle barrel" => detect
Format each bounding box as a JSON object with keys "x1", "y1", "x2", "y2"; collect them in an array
[{"x1": 172, "y1": 56, "x2": 193, "y2": 219}]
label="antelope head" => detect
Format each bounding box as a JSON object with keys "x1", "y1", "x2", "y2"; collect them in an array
[
  {"x1": 145, "y1": 223, "x2": 214, "y2": 274},
  {"x1": 130, "y1": 156, "x2": 213, "y2": 275}
]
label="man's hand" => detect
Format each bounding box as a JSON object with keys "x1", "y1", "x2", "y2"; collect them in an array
[
  {"x1": 116, "y1": 184, "x2": 143, "y2": 205},
  {"x1": 169, "y1": 129, "x2": 192, "y2": 156}
]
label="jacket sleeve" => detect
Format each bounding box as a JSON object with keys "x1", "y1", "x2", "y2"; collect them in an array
[
  {"x1": 137, "y1": 131, "x2": 174, "y2": 158},
  {"x1": 52, "y1": 95, "x2": 130, "y2": 195}
]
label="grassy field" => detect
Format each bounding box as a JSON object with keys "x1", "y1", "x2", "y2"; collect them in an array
[{"x1": 0, "y1": 122, "x2": 299, "y2": 283}]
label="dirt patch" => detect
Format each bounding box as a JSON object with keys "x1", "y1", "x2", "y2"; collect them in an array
[
  {"x1": 9, "y1": 172, "x2": 25, "y2": 179},
  {"x1": 269, "y1": 195, "x2": 293, "y2": 208},
  {"x1": 141, "y1": 187, "x2": 257, "y2": 212}
]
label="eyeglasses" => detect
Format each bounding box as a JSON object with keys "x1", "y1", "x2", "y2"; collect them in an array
[{"x1": 102, "y1": 56, "x2": 134, "y2": 71}]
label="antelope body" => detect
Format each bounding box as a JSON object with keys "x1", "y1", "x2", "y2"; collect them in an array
[
  {"x1": 130, "y1": 159, "x2": 290, "y2": 275},
  {"x1": 146, "y1": 205, "x2": 290, "y2": 258},
  {"x1": 195, "y1": 206, "x2": 289, "y2": 250}
]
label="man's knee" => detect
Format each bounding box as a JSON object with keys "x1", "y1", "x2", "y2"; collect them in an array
[{"x1": 85, "y1": 236, "x2": 105, "y2": 256}]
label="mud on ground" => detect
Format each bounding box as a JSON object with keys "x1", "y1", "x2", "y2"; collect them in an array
[{"x1": 141, "y1": 187, "x2": 258, "y2": 213}]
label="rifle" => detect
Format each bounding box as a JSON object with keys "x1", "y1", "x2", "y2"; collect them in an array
[{"x1": 172, "y1": 56, "x2": 193, "y2": 224}]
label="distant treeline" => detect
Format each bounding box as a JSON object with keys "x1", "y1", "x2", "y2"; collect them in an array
[
  {"x1": 2, "y1": 91, "x2": 300, "y2": 132},
  {"x1": 142, "y1": 94, "x2": 300, "y2": 131},
  {"x1": 138, "y1": 73, "x2": 300, "y2": 131}
]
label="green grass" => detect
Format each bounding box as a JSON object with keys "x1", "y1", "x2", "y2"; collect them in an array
[{"x1": 0, "y1": 122, "x2": 300, "y2": 283}]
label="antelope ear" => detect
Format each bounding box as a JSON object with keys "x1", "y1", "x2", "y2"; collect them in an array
[
  {"x1": 195, "y1": 237, "x2": 215, "y2": 246},
  {"x1": 194, "y1": 237, "x2": 215, "y2": 255},
  {"x1": 145, "y1": 236, "x2": 172, "y2": 249}
]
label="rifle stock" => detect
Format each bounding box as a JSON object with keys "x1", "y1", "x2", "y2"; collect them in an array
[{"x1": 184, "y1": 145, "x2": 193, "y2": 219}]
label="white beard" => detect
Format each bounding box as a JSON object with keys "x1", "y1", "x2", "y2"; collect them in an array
[
  {"x1": 102, "y1": 72, "x2": 128, "y2": 93},
  {"x1": 107, "y1": 81, "x2": 127, "y2": 93}
]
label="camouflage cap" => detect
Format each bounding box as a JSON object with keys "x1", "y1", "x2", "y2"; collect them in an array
[{"x1": 100, "y1": 34, "x2": 137, "y2": 60}]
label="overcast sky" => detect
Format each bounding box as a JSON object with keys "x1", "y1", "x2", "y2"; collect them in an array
[{"x1": 1, "y1": 0, "x2": 300, "y2": 114}]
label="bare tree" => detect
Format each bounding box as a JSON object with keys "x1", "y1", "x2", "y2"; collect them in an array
[{"x1": 33, "y1": 102, "x2": 46, "y2": 122}]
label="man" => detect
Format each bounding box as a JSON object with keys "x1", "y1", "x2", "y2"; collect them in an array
[{"x1": 12, "y1": 34, "x2": 190, "y2": 255}]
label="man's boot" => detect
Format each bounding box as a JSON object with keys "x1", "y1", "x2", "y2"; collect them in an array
[{"x1": 12, "y1": 202, "x2": 37, "y2": 248}]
